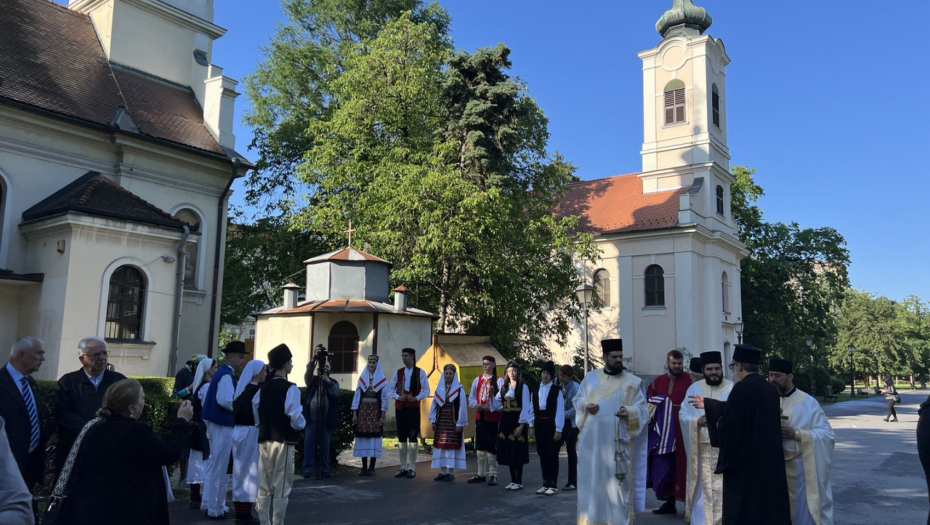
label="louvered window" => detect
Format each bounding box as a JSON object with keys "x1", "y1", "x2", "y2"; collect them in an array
[
  {"x1": 106, "y1": 266, "x2": 145, "y2": 340},
  {"x1": 716, "y1": 185, "x2": 725, "y2": 216},
  {"x1": 664, "y1": 80, "x2": 686, "y2": 126},
  {"x1": 712, "y1": 84, "x2": 720, "y2": 128},
  {"x1": 644, "y1": 265, "x2": 665, "y2": 307}
]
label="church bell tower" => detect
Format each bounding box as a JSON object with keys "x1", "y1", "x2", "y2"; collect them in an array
[{"x1": 638, "y1": 0, "x2": 734, "y2": 233}]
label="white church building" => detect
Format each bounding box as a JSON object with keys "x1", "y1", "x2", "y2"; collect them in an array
[
  {"x1": 549, "y1": 1, "x2": 747, "y2": 377},
  {"x1": 0, "y1": 0, "x2": 248, "y2": 379}
]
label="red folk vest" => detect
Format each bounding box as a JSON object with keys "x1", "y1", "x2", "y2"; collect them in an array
[
  {"x1": 394, "y1": 367, "x2": 422, "y2": 410},
  {"x1": 476, "y1": 375, "x2": 502, "y2": 422}
]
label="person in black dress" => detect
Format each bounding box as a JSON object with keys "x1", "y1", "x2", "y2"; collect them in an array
[{"x1": 494, "y1": 361, "x2": 533, "y2": 491}]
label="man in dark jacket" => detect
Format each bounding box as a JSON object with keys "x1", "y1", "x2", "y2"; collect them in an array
[
  {"x1": 302, "y1": 356, "x2": 339, "y2": 478},
  {"x1": 918, "y1": 396, "x2": 930, "y2": 525},
  {"x1": 53, "y1": 336, "x2": 126, "y2": 476},
  {"x1": 703, "y1": 344, "x2": 790, "y2": 525}
]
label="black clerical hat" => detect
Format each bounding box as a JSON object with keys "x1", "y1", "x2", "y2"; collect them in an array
[
  {"x1": 601, "y1": 339, "x2": 622, "y2": 353},
  {"x1": 223, "y1": 341, "x2": 246, "y2": 354},
  {"x1": 769, "y1": 358, "x2": 793, "y2": 374},
  {"x1": 689, "y1": 357, "x2": 703, "y2": 373},
  {"x1": 733, "y1": 344, "x2": 761, "y2": 365},
  {"x1": 699, "y1": 351, "x2": 722, "y2": 366},
  {"x1": 268, "y1": 343, "x2": 292, "y2": 370}
]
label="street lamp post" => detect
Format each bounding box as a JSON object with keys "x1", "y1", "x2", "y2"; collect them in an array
[
  {"x1": 576, "y1": 283, "x2": 594, "y2": 373},
  {"x1": 805, "y1": 336, "x2": 815, "y2": 395},
  {"x1": 847, "y1": 344, "x2": 855, "y2": 394},
  {"x1": 734, "y1": 320, "x2": 744, "y2": 344}
]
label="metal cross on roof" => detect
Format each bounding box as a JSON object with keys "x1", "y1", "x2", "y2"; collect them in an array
[{"x1": 344, "y1": 220, "x2": 357, "y2": 248}]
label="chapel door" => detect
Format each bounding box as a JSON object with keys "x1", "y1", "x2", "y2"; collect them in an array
[{"x1": 328, "y1": 321, "x2": 359, "y2": 374}]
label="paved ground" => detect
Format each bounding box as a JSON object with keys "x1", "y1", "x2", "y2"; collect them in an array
[{"x1": 170, "y1": 391, "x2": 929, "y2": 524}]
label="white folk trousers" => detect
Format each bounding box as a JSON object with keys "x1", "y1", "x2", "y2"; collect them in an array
[{"x1": 257, "y1": 441, "x2": 296, "y2": 525}]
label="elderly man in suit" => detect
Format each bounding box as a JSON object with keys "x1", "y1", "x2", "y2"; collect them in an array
[
  {"x1": 53, "y1": 336, "x2": 126, "y2": 476},
  {"x1": 1, "y1": 336, "x2": 47, "y2": 521}
]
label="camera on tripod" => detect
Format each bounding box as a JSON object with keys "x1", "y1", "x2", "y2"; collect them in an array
[{"x1": 313, "y1": 344, "x2": 329, "y2": 376}]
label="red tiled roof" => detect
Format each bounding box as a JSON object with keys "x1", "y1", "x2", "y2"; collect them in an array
[
  {"x1": 261, "y1": 299, "x2": 437, "y2": 319},
  {"x1": 555, "y1": 173, "x2": 685, "y2": 234},
  {"x1": 0, "y1": 0, "x2": 227, "y2": 157},
  {"x1": 303, "y1": 248, "x2": 391, "y2": 265}
]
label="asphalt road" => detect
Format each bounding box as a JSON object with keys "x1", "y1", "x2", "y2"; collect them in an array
[{"x1": 170, "y1": 390, "x2": 929, "y2": 525}]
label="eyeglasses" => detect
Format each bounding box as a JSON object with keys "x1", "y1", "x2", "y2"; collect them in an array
[
  {"x1": 81, "y1": 351, "x2": 109, "y2": 360},
  {"x1": 727, "y1": 363, "x2": 735, "y2": 370}
]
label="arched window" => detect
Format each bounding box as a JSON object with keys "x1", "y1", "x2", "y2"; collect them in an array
[
  {"x1": 328, "y1": 321, "x2": 360, "y2": 374},
  {"x1": 593, "y1": 269, "x2": 610, "y2": 308},
  {"x1": 716, "y1": 185, "x2": 725, "y2": 216},
  {"x1": 174, "y1": 208, "x2": 202, "y2": 289},
  {"x1": 712, "y1": 83, "x2": 720, "y2": 128},
  {"x1": 105, "y1": 266, "x2": 146, "y2": 340},
  {"x1": 644, "y1": 265, "x2": 665, "y2": 307},
  {"x1": 664, "y1": 79, "x2": 686, "y2": 125},
  {"x1": 722, "y1": 272, "x2": 731, "y2": 313}
]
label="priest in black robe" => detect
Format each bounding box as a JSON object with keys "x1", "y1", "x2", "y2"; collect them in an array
[{"x1": 700, "y1": 344, "x2": 790, "y2": 525}]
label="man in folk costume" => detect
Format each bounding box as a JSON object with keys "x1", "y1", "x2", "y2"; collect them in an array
[
  {"x1": 467, "y1": 355, "x2": 504, "y2": 486},
  {"x1": 688, "y1": 357, "x2": 704, "y2": 383},
  {"x1": 253, "y1": 344, "x2": 306, "y2": 525},
  {"x1": 188, "y1": 358, "x2": 216, "y2": 509},
  {"x1": 352, "y1": 355, "x2": 389, "y2": 476},
  {"x1": 429, "y1": 364, "x2": 468, "y2": 481},
  {"x1": 530, "y1": 360, "x2": 564, "y2": 496},
  {"x1": 768, "y1": 358, "x2": 835, "y2": 525},
  {"x1": 558, "y1": 364, "x2": 581, "y2": 491},
  {"x1": 646, "y1": 349, "x2": 692, "y2": 515},
  {"x1": 573, "y1": 339, "x2": 648, "y2": 525},
  {"x1": 679, "y1": 351, "x2": 733, "y2": 525},
  {"x1": 387, "y1": 347, "x2": 430, "y2": 479},
  {"x1": 698, "y1": 344, "x2": 790, "y2": 525},
  {"x1": 494, "y1": 361, "x2": 533, "y2": 491},
  {"x1": 201, "y1": 341, "x2": 248, "y2": 519},
  {"x1": 231, "y1": 360, "x2": 266, "y2": 525}
]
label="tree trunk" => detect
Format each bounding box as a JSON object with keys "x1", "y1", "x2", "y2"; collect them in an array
[{"x1": 437, "y1": 262, "x2": 450, "y2": 333}]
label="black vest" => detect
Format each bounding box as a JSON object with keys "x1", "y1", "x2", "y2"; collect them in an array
[
  {"x1": 258, "y1": 378, "x2": 300, "y2": 444},
  {"x1": 233, "y1": 383, "x2": 261, "y2": 426},
  {"x1": 532, "y1": 383, "x2": 562, "y2": 419},
  {"x1": 192, "y1": 382, "x2": 208, "y2": 422},
  {"x1": 501, "y1": 379, "x2": 524, "y2": 405}
]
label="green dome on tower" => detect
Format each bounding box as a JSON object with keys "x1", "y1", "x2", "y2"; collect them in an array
[{"x1": 656, "y1": 0, "x2": 712, "y2": 38}]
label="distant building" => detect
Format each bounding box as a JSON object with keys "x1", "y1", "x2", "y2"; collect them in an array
[
  {"x1": 0, "y1": 0, "x2": 249, "y2": 379},
  {"x1": 549, "y1": 1, "x2": 746, "y2": 377}
]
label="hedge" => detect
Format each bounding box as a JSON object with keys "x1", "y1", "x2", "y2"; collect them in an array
[{"x1": 32, "y1": 376, "x2": 357, "y2": 492}]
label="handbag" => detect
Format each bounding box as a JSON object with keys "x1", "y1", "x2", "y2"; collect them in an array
[
  {"x1": 894, "y1": 393, "x2": 901, "y2": 403},
  {"x1": 43, "y1": 418, "x2": 100, "y2": 525}
]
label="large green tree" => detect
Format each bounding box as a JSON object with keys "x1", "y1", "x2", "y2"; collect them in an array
[
  {"x1": 730, "y1": 166, "x2": 850, "y2": 385},
  {"x1": 245, "y1": 9, "x2": 595, "y2": 357}
]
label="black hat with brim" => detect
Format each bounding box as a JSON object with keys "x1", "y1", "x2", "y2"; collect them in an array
[{"x1": 223, "y1": 341, "x2": 247, "y2": 354}]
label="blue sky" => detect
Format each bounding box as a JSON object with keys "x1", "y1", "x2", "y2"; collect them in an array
[{"x1": 58, "y1": 1, "x2": 930, "y2": 302}]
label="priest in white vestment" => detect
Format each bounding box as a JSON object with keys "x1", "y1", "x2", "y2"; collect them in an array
[
  {"x1": 768, "y1": 358, "x2": 835, "y2": 525},
  {"x1": 679, "y1": 351, "x2": 733, "y2": 525},
  {"x1": 573, "y1": 339, "x2": 648, "y2": 525}
]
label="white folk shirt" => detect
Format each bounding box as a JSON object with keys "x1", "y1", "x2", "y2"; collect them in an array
[
  {"x1": 534, "y1": 381, "x2": 566, "y2": 432},
  {"x1": 387, "y1": 366, "x2": 430, "y2": 401}
]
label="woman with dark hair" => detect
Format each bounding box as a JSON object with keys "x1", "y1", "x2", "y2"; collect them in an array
[
  {"x1": 62, "y1": 379, "x2": 193, "y2": 525},
  {"x1": 881, "y1": 377, "x2": 899, "y2": 422},
  {"x1": 494, "y1": 361, "x2": 533, "y2": 491}
]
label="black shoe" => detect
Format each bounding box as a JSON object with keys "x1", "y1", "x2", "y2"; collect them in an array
[
  {"x1": 394, "y1": 469, "x2": 408, "y2": 478},
  {"x1": 188, "y1": 501, "x2": 201, "y2": 510},
  {"x1": 367, "y1": 468, "x2": 375, "y2": 476},
  {"x1": 563, "y1": 483, "x2": 577, "y2": 491},
  {"x1": 652, "y1": 500, "x2": 677, "y2": 515},
  {"x1": 322, "y1": 472, "x2": 332, "y2": 478},
  {"x1": 444, "y1": 474, "x2": 454, "y2": 481},
  {"x1": 488, "y1": 475, "x2": 498, "y2": 486},
  {"x1": 302, "y1": 472, "x2": 314, "y2": 479},
  {"x1": 434, "y1": 473, "x2": 446, "y2": 481},
  {"x1": 467, "y1": 475, "x2": 487, "y2": 484},
  {"x1": 359, "y1": 469, "x2": 367, "y2": 476},
  {"x1": 406, "y1": 470, "x2": 416, "y2": 479}
]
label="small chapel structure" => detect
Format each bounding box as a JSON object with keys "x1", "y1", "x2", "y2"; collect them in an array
[
  {"x1": 253, "y1": 246, "x2": 436, "y2": 403},
  {"x1": 549, "y1": 0, "x2": 746, "y2": 377}
]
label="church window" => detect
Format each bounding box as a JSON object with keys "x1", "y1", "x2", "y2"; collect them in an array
[
  {"x1": 328, "y1": 321, "x2": 360, "y2": 374},
  {"x1": 174, "y1": 208, "x2": 202, "y2": 290},
  {"x1": 716, "y1": 185, "x2": 725, "y2": 216},
  {"x1": 593, "y1": 269, "x2": 610, "y2": 308},
  {"x1": 644, "y1": 265, "x2": 665, "y2": 307},
  {"x1": 722, "y1": 272, "x2": 731, "y2": 313},
  {"x1": 712, "y1": 83, "x2": 720, "y2": 128},
  {"x1": 105, "y1": 266, "x2": 146, "y2": 340},
  {"x1": 664, "y1": 80, "x2": 686, "y2": 125}
]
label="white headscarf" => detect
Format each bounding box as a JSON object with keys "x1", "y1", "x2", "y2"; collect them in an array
[
  {"x1": 434, "y1": 365, "x2": 463, "y2": 406},
  {"x1": 191, "y1": 358, "x2": 214, "y2": 395},
  {"x1": 357, "y1": 355, "x2": 387, "y2": 393},
  {"x1": 234, "y1": 360, "x2": 266, "y2": 400}
]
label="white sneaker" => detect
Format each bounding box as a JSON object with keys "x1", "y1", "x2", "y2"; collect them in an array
[
  {"x1": 545, "y1": 488, "x2": 558, "y2": 496},
  {"x1": 536, "y1": 487, "x2": 547, "y2": 494},
  {"x1": 512, "y1": 484, "x2": 523, "y2": 490},
  {"x1": 504, "y1": 483, "x2": 516, "y2": 490}
]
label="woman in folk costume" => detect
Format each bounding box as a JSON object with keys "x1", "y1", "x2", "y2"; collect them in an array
[
  {"x1": 494, "y1": 361, "x2": 534, "y2": 491},
  {"x1": 187, "y1": 358, "x2": 215, "y2": 509},
  {"x1": 352, "y1": 355, "x2": 389, "y2": 476},
  {"x1": 429, "y1": 364, "x2": 468, "y2": 481},
  {"x1": 231, "y1": 360, "x2": 266, "y2": 524}
]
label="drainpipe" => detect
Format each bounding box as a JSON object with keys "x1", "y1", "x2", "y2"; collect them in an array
[
  {"x1": 168, "y1": 225, "x2": 190, "y2": 376},
  {"x1": 207, "y1": 158, "x2": 241, "y2": 357}
]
